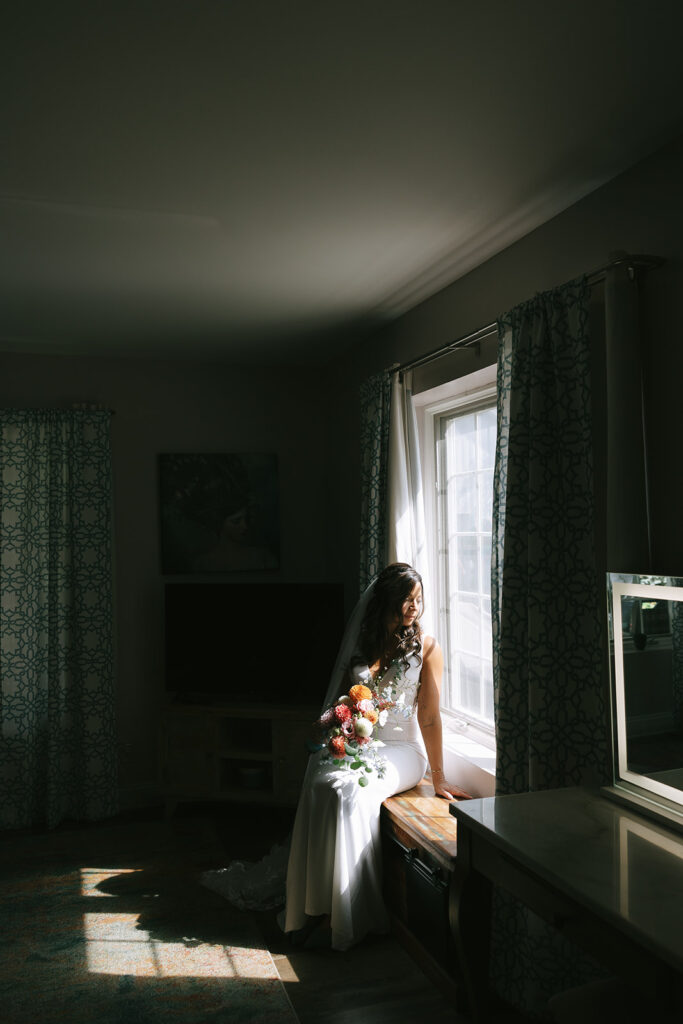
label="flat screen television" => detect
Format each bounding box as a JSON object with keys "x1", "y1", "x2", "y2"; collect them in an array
[{"x1": 165, "y1": 581, "x2": 346, "y2": 707}]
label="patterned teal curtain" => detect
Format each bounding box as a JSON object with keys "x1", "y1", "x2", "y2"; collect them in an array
[
  {"x1": 492, "y1": 277, "x2": 608, "y2": 793},
  {"x1": 0, "y1": 410, "x2": 118, "y2": 829},
  {"x1": 359, "y1": 371, "x2": 391, "y2": 591},
  {"x1": 490, "y1": 280, "x2": 609, "y2": 1015}
]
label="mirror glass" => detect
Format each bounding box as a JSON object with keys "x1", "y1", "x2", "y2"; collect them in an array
[{"x1": 608, "y1": 573, "x2": 683, "y2": 810}]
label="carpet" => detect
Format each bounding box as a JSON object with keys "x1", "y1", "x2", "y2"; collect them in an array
[{"x1": 0, "y1": 817, "x2": 298, "y2": 1024}]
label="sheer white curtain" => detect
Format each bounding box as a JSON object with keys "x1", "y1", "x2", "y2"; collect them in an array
[{"x1": 387, "y1": 370, "x2": 432, "y2": 632}]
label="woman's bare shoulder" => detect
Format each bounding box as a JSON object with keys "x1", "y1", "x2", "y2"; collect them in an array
[{"x1": 422, "y1": 635, "x2": 442, "y2": 661}]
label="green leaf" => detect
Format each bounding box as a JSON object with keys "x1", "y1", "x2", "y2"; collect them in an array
[
  {"x1": 344, "y1": 743, "x2": 356, "y2": 757},
  {"x1": 364, "y1": 766, "x2": 373, "y2": 773},
  {"x1": 358, "y1": 776, "x2": 369, "y2": 787},
  {"x1": 350, "y1": 761, "x2": 362, "y2": 770}
]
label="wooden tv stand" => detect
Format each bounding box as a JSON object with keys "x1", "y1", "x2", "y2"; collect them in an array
[{"x1": 160, "y1": 701, "x2": 317, "y2": 816}]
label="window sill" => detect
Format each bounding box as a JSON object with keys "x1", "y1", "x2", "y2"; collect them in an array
[{"x1": 437, "y1": 727, "x2": 496, "y2": 799}]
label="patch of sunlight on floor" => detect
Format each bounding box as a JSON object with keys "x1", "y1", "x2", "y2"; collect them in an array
[
  {"x1": 80, "y1": 868, "x2": 145, "y2": 897},
  {"x1": 80, "y1": 868, "x2": 280, "y2": 979},
  {"x1": 83, "y1": 912, "x2": 278, "y2": 978},
  {"x1": 274, "y1": 954, "x2": 300, "y2": 983}
]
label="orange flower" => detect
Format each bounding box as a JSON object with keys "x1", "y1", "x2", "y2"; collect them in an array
[
  {"x1": 364, "y1": 708, "x2": 378, "y2": 725},
  {"x1": 329, "y1": 735, "x2": 346, "y2": 758},
  {"x1": 349, "y1": 684, "x2": 372, "y2": 704}
]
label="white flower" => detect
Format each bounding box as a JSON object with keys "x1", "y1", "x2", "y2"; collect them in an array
[
  {"x1": 338, "y1": 695, "x2": 353, "y2": 706},
  {"x1": 355, "y1": 717, "x2": 373, "y2": 738},
  {"x1": 378, "y1": 709, "x2": 388, "y2": 727},
  {"x1": 358, "y1": 698, "x2": 374, "y2": 714}
]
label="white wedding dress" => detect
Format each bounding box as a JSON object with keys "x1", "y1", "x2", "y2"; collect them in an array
[{"x1": 283, "y1": 651, "x2": 428, "y2": 951}]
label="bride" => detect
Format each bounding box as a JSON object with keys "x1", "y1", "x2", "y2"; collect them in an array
[{"x1": 282, "y1": 561, "x2": 470, "y2": 951}]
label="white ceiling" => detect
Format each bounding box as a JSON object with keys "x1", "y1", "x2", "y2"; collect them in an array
[{"x1": 2, "y1": 1, "x2": 683, "y2": 361}]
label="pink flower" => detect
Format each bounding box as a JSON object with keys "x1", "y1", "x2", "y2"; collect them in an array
[
  {"x1": 333, "y1": 704, "x2": 352, "y2": 724},
  {"x1": 317, "y1": 708, "x2": 335, "y2": 730},
  {"x1": 341, "y1": 719, "x2": 356, "y2": 738},
  {"x1": 358, "y1": 699, "x2": 374, "y2": 714}
]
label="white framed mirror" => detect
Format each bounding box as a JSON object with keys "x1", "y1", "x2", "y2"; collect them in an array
[{"x1": 605, "y1": 573, "x2": 683, "y2": 830}]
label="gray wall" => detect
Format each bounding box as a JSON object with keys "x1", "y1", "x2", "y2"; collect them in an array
[
  {"x1": 328, "y1": 133, "x2": 683, "y2": 602},
  {"x1": 0, "y1": 353, "x2": 332, "y2": 807},
  {"x1": 3, "y1": 132, "x2": 683, "y2": 807}
]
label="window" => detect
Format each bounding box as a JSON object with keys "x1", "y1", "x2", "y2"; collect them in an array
[
  {"x1": 611, "y1": 574, "x2": 674, "y2": 650},
  {"x1": 414, "y1": 364, "x2": 497, "y2": 742}
]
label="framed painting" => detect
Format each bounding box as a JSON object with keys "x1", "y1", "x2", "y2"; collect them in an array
[{"x1": 159, "y1": 453, "x2": 280, "y2": 574}]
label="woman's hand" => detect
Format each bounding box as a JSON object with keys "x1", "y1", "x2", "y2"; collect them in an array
[{"x1": 431, "y1": 769, "x2": 471, "y2": 800}]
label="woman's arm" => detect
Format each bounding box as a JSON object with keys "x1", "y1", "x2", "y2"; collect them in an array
[{"x1": 417, "y1": 637, "x2": 471, "y2": 800}]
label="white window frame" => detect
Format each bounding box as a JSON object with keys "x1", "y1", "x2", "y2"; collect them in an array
[{"x1": 413, "y1": 362, "x2": 498, "y2": 753}]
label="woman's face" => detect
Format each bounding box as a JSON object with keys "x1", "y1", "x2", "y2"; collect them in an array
[{"x1": 388, "y1": 582, "x2": 422, "y2": 630}]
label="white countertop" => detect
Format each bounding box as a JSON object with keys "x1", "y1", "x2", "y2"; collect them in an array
[{"x1": 451, "y1": 787, "x2": 683, "y2": 973}]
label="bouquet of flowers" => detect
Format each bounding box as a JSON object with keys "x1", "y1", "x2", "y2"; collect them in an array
[{"x1": 313, "y1": 670, "x2": 398, "y2": 786}]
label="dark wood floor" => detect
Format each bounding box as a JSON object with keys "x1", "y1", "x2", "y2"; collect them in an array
[
  {"x1": 21, "y1": 801, "x2": 528, "y2": 1024},
  {"x1": 259, "y1": 908, "x2": 466, "y2": 1024}
]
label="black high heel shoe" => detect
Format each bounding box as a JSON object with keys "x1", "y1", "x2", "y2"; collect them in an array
[
  {"x1": 302, "y1": 921, "x2": 332, "y2": 950},
  {"x1": 287, "y1": 914, "x2": 325, "y2": 947}
]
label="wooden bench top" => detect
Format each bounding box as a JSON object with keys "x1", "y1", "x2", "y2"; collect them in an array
[{"x1": 381, "y1": 778, "x2": 461, "y2": 868}]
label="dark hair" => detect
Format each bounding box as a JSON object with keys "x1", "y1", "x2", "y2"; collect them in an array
[{"x1": 357, "y1": 562, "x2": 423, "y2": 673}]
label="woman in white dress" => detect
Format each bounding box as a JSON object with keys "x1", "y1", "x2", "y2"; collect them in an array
[{"x1": 283, "y1": 562, "x2": 470, "y2": 951}]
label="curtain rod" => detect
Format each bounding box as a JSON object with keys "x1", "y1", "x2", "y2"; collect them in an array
[
  {"x1": 585, "y1": 251, "x2": 664, "y2": 285},
  {"x1": 392, "y1": 322, "x2": 497, "y2": 376},
  {"x1": 392, "y1": 251, "x2": 664, "y2": 377}
]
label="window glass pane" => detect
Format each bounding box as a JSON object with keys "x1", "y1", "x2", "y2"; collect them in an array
[
  {"x1": 454, "y1": 594, "x2": 481, "y2": 655},
  {"x1": 479, "y1": 534, "x2": 492, "y2": 602},
  {"x1": 451, "y1": 472, "x2": 476, "y2": 533},
  {"x1": 434, "y1": 391, "x2": 496, "y2": 731},
  {"x1": 450, "y1": 414, "x2": 477, "y2": 473},
  {"x1": 477, "y1": 407, "x2": 497, "y2": 470},
  {"x1": 481, "y1": 597, "x2": 492, "y2": 657},
  {"x1": 458, "y1": 652, "x2": 482, "y2": 715},
  {"x1": 456, "y1": 535, "x2": 479, "y2": 593},
  {"x1": 478, "y1": 470, "x2": 493, "y2": 533}
]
